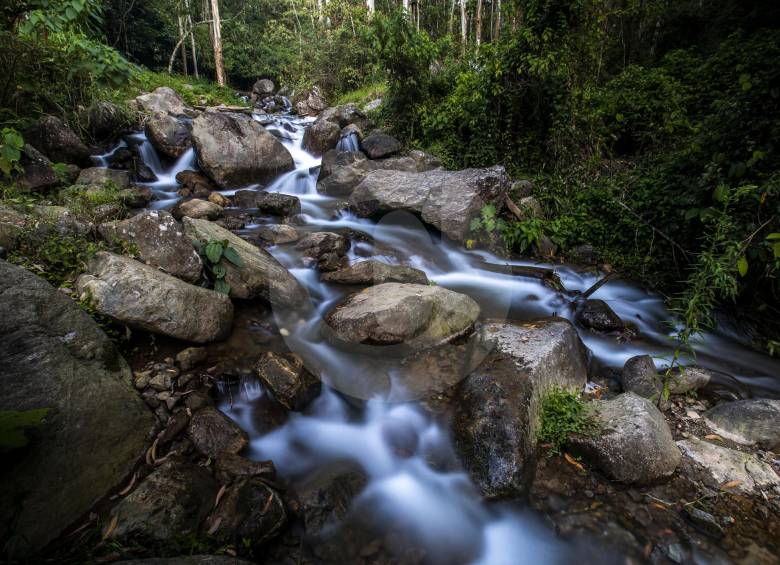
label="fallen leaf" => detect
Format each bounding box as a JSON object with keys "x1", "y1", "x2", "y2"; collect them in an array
[
  {"x1": 117, "y1": 472, "x2": 137, "y2": 497},
  {"x1": 650, "y1": 502, "x2": 668, "y2": 511},
  {"x1": 207, "y1": 516, "x2": 222, "y2": 535},
  {"x1": 214, "y1": 484, "x2": 227, "y2": 509},
  {"x1": 704, "y1": 434, "x2": 724, "y2": 442},
  {"x1": 720, "y1": 479, "x2": 742, "y2": 490},
  {"x1": 564, "y1": 452, "x2": 585, "y2": 472},
  {"x1": 101, "y1": 513, "x2": 118, "y2": 540}
]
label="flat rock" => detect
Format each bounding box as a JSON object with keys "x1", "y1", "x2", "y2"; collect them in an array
[
  {"x1": 321, "y1": 260, "x2": 428, "y2": 285},
  {"x1": 191, "y1": 111, "x2": 294, "y2": 188},
  {"x1": 75, "y1": 252, "x2": 233, "y2": 343},
  {"x1": 677, "y1": 438, "x2": 780, "y2": 495},
  {"x1": 172, "y1": 198, "x2": 223, "y2": 220},
  {"x1": 452, "y1": 318, "x2": 588, "y2": 498},
  {"x1": 703, "y1": 399, "x2": 780, "y2": 450},
  {"x1": 324, "y1": 283, "x2": 479, "y2": 352},
  {"x1": 99, "y1": 210, "x2": 203, "y2": 283},
  {"x1": 183, "y1": 217, "x2": 307, "y2": 306},
  {"x1": 188, "y1": 406, "x2": 249, "y2": 458},
  {"x1": 295, "y1": 231, "x2": 349, "y2": 259},
  {"x1": 350, "y1": 166, "x2": 509, "y2": 241},
  {"x1": 569, "y1": 392, "x2": 681, "y2": 484},
  {"x1": 255, "y1": 351, "x2": 321, "y2": 410},
  {"x1": 575, "y1": 299, "x2": 624, "y2": 332},
  {"x1": 0, "y1": 260, "x2": 153, "y2": 558},
  {"x1": 255, "y1": 192, "x2": 301, "y2": 216},
  {"x1": 145, "y1": 112, "x2": 192, "y2": 158},
  {"x1": 136, "y1": 86, "x2": 188, "y2": 116}
]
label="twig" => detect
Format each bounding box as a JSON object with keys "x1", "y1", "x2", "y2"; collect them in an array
[{"x1": 582, "y1": 272, "x2": 614, "y2": 299}]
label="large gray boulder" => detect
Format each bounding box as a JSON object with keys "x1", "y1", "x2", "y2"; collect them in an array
[
  {"x1": 452, "y1": 318, "x2": 588, "y2": 498},
  {"x1": 76, "y1": 167, "x2": 132, "y2": 189},
  {"x1": 350, "y1": 166, "x2": 510, "y2": 241},
  {"x1": 703, "y1": 399, "x2": 780, "y2": 450},
  {"x1": 75, "y1": 252, "x2": 233, "y2": 343},
  {"x1": 360, "y1": 131, "x2": 402, "y2": 159},
  {"x1": 0, "y1": 260, "x2": 153, "y2": 558},
  {"x1": 303, "y1": 119, "x2": 341, "y2": 155},
  {"x1": 145, "y1": 112, "x2": 192, "y2": 158},
  {"x1": 183, "y1": 217, "x2": 307, "y2": 307},
  {"x1": 252, "y1": 78, "x2": 276, "y2": 98},
  {"x1": 318, "y1": 103, "x2": 372, "y2": 131},
  {"x1": 295, "y1": 86, "x2": 328, "y2": 117},
  {"x1": 568, "y1": 392, "x2": 681, "y2": 484},
  {"x1": 324, "y1": 283, "x2": 479, "y2": 352},
  {"x1": 191, "y1": 111, "x2": 294, "y2": 188},
  {"x1": 0, "y1": 206, "x2": 27, "y2": 251},
  {"x1": 135, "y1": 87, "x2": 188, "y2": 116},
  {"x1": 24, "y1": 115, "x2": 91, "y2": 165},
  {"x1": 321, "y1": 260, "x2": 428, "y2": 285},
  {"x1": 99, "y1": 210, "x2": 203, "y2": 283}
]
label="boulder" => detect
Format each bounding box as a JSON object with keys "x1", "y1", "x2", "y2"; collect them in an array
[
  {"x1": 350, "y1": 166, "x2": 510, "y2": 242},
  {"x1": 318, "y1": 149, "x2": 367, "y2": 181},
  {"x1": 255, "y1": 192, "x2": 301, "y2": 216},
  {"x1": 98, "y1": 210, "x2": 203, "y2": 283},
  {"x1": 703, "y1": 399, "x2": 780, "y2": 450},
  {"x1": 135, "y1": 87, "x2": 188, "y2": 116},
  {"x1": 303, "y1": 119, "x2": 341, "y2": 155},
  {"x1": 677, "y1": 438, "x2": 780, "y2": 496},
  {"x1": 207, "y1": 191, "x2": 231, "y2": 207},
  {"x1": 360, "y1": 131, "x2": 402, "y2": 160},
  {"x1": 176, "y1": 170, "x2": 215, "y2": 197},
  {"x1": 318, "y1": 165, "x2": 366, "y2": 197},
  {"x1": 568, "y1": 392, "x2": 681, "y2": 484},
  {"x1": 295, "y1": 86, "x2": 328, "y2": 117},
  {"x1": 109, "y1": 458, "x2": 217, "y2": 543},
  {"x1": 621, "y1": 354, "x2": 667, "y2": 409},
  {"x1": 172, "y1": 198, "x2": 223, "y2": 221},
  {"x1": 295, "y1": 231, "x2": 349, "y2": 259},
  {"x1": 24, "y1": 115, "x2": 91, "y2": 165},
  {"x1": 80, "y1": 100, "x2": 131, "y2": 141},
  {"x1": 452, "y1": 318, "x2": 588, "y2": 498},
  {"x1": 119, "y1": 186, "x2": 154, "y2": 208},
  {"x1": 214, "y1": 453, "x2": 275, "y2": 483},
  {"x1": 145, "y1": 113, "x2": 192, "y2": 158},
  {"x1": 321, "y1": 260, "x2": 428, "y2": 285},
  {"x1": 255, "y1": 351, "x2": 321, "y2": 411},
  {"x1": 0, "y1": 260, "x2": 153, "y2": 558},
  {"x1": 257, "y1": 224, "x2": 300, "y2": 245},
  {"x1": 183, "y1": 217, "x2": 307, "y2": 306},
  {"x1": 318, "y1": 103, "x2": 371, "y2": 130},
  {"x1": 75, "y1": 252, "x2": 233, "y2": 343},
  {"x1": 188, "y1": 406, "x2": 248, "y2": 458},
  {"x1": 317, "y1": 252, "x2": 349, "y2": 272},
  {"x1": 0, "y1": 206, "x2": 26, "y2": 251},
  {"x1": 207, "y1": 477, "x2": 287, "y2": 549},
  {"x1": 191, "y1": 111, "x2": 294, "y2": 188},
  {"x1": 16, "y1": 144, "x2": 59, "y2": 191},
  {"x1": 76, "y1": 167, "x2": 132, "y2": 189},
  {"x1": 324, "y1": 283, "x2": 479, "y2": 352},
  {"x1": 252, "y1": 78, "x2": 276, "y2": 99},
  {"x1": 669, "y1": 366, "x2": 711, "y2": 395},
  {"x1": 575, "y1": 299, "x2": 624, "y2": 332}
]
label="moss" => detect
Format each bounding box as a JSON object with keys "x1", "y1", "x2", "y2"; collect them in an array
[{"x1": 537, "y1": 388, "x2": 597, "y2": 455}]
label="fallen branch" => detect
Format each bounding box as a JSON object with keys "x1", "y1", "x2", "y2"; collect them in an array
[
  {"x1": 504, "y1": 195, "x2": 524, "y2": 221},
  {"x1": 581, "y1": 272, "x2": 614, "y2": 299}
]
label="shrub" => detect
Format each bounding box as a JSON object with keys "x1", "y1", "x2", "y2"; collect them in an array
[{"x1": 537, "y1": 388, "x2": 595, "y2": 454}]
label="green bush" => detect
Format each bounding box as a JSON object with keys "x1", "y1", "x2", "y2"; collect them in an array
[{"x1": 537, "y1": 388, "x2": 595, "y2": 455}]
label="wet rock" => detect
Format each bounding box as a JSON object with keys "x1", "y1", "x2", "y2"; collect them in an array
[
  {"x1": 295, "y1": 86, "x2": 328, "y2": 117},
  {"x1": 158, "y1": 410, "x2": 190, "y2": 445},
  {"x1": 183, "y1": 217, "x2": 307, "y2": 306},
  {"x1": 303, "y1": 119, "x2": 341, "y2": 155},
  {"x1": 75, "y1": 252, "x2": 233, "y2": 343},
  {"x1": 145, "y1": 112, "x2": 192, "y2": 158},
  {"x1": 80, "y1": 100, "x2": 130, "y2": 141},
  {"x1": 321, "y1": 260, "x2": 428, "y2": 285},
  {"x1": 17, "y1": 144, "x2": 59, "y2": 191},
  {"x1": 317, "y1": 252, "x2": 349, "y2": 272},
  {"x1": 176, "y1": 347, "x2": 208, "y2": 371},
  {"x1": 0, "y1": 207, "x2": 26, "y2": 251},
  {"x1": 136, "y1": 86, "x2": 188, "y2": 116},
  {"x1": 324, "y1": 283, "x2": 479, "y2": 352},
  {"x1": 350, "y1": 166, "x2": 510, "y2": 242},
  {"x1": 214, "y1": 453, "x2": 276, "y2": 483},
  {"x1": 296, "y1": 231, "x2": 349, "y2": 259},
  {"x1": 24, "y1": 115, "x2": 91, "y2": 165},
  {"x1": 76, "y1": 167, "x2": 132, "y2": 189},
  {"x1": 255, "y1": 351, "x2": 322, "y2": 410},
  {"x1": 318, "y1": 164, "x2": 367, "y2": 196},
  {"x1": 318, "y1": 149, "x2": 367, "y2": 181},
  {"x1": 703, "y1": 399, "x2": 780, "y2": 450},
  {"x1": 176, "y1": 170, "x2": 215, "y2": 197},
  {"x1": 452, "y1": 318, "x2": 588, "y2": 498},
  {"x1": 677, "y1": 438, "x2": 780, "y2": 495},
  {"x1": 255, "y1": 192, "x2": 301, "y2": 216},
  {"x1": 621, "y1": 354, "x2": 667, "y2": 409},
  {"x1": 575, "y1": 299, "x2": 624, "y2": 332},
  {"x1": 0, "y1": 260, "x2": 153, "y2": 558},
  {"x1": 257, "y1": 223, "x2": 300, "y2": 244},
  {"x1": 207, "y1": 191, "x2": 230, "y2": 207},
  {"x1": 172, "y1": 198, "x2": 224, "y2": 221},
  {"x1": 109, "y1": 458, "x2": 217, "y2": 543},
  {"x1": 360, "y1": 131, "x2": 402, "y2": 159},
  {"x1": 119, "y1": 186, "x2": 154, "y2": 208},
  {"x1": 568, "y1": 392, "x2": 680, "y2": 484},
  {"x1": 207, "y1": 477, "x2": 286, "y2": 548},
  {"x1": 188, "y1": 406, "x2": 248, "y2": 458},
  {"x1": 191, "y1": 111, "x2": 294, "y2": 188},
  {"x1": 295, "y1": 468, "x2": 368, "y2": 539},
  {"x1": 252, "y1": 78, "x2": 276, "y2": 99},
  {"x1": 99, "y1": 210, "x2": 203, "y2": 283},
  {"x1": 669, "y1": 366, "x2": 711, "y2": 395}
]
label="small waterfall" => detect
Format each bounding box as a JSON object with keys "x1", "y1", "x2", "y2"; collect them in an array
[{"x1": 336, "y1": 131, "x2": 360, "y2": 152}]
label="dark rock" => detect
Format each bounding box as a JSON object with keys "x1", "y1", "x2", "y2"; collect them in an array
[
  {"x1": 317, "y1": 252, "x2": 349, "y2": 272},
  {"x1": 214, "y1": 453, "x2": 275, "y2": 483},
  {"x1": 318, "y1": 164, "x2": 367, "y2": 197},
  {"x1": 360, "y1": 131, "x2": 402, "y2": 160},
  {"x1": 255, "y1": 351, "x2": 321, "y2": 411},
  {"x1": 452, "y1": 319, "x2": 588, "y2": 498},
  {"x1": 575, "y1": 299, "x2": 624, "y2": 332},
  {"x1": 17, "y1": 144, "x2": 59, "y2": 191},
  {"x1": 303, "y1": 120, "x2": 341, "y2": 155},
  {"x1": 255, "y1": 192, "x2": 301, "y2": 216},
  {"x1": 621, "y1": 354, "x2": 667, "y2": 409},
  {"x1": 296, "y1": 231, "x2": 349, "y2": 259},
  {"x1": 25, "y1": 115, "x2": 91, "y2": 165},
  {"x1": 116, "y1": 557, "x2": 255, "y2": 565},
  {"x1": 145, "y1": 113, "x2": 192, "y2": 158},
  {"x1": 0, "y1": 206, "x2": 26, "y2": 251},
  {"x1": 99, "y1": 210, "x2": 203, "y2": 283},
  {"x1": 176, "y1": 170, "x2": 215, "y2": 196},
  {"x1": 188, "y1": 406, "x2": 249, "y2": 458},
  {"x1": 158, "y1": 410, "x2": 190, "y2": 445},
  {"x1": 176, "y1": 347, "x2": 208, "y2": 371},
  {"x1": 295, "y1": 468, "x2": 368, "y2": 539},
  {"x1": 318, "y1": 149, "x2": 367, "y2": 181},
  {"x1": 703, "y1": 399, "x2": 780, "y2": 450},
  {"x1": 0, "y1": 260, "x2": 153, "y2": 558},
  {"x1": 570, "y1": 244, "x2": 596, "y2": 264},
  {"x1": 532, "y1": 233, "x2": 558, "y2": 258},
  {"x1": 119, "y1": 186, "x2": 154, "y2": 208},
  {"x1": 510, "y1": 179, "x2": 534, "y2": 198},
  {"x1": 321, "y1": 260, "x2": 428, "y2": 285},
  {"x1": 568, "y1": 392, "x2": 680, "y2": 484}
]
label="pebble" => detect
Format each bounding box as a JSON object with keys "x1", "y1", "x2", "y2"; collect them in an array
[
  {"x1": 279, "y1": 328, "x2": 290, "y2": 337},
  {"x1": 686, "y1": 410, "x2": 700, "y2": 419}
]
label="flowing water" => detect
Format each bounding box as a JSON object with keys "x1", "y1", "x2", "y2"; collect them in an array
[{"x1": 115, "y1": 110, "x2": 780, "y2": 563}]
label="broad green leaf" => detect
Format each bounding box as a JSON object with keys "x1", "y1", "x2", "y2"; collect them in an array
[
  {"x1": 766, "y1": 233, "x2": 780, "y2": 241},
  {"x1": 222, "y1": 246, "x2": 244, "y2": 268},
  {"x1": 205, "y1": 241, "x2": 223, "y2": 264},
  {"x1": 737, "y1": 256, "x2": 748, "y2": 277},
  {"x1": 211, "y1": 264, "x2": 227, "y2": 279},
  {"x1": 713, "y1": 185, "x2": 726, "y2": 202},
  {"x1": 773, "y1": 242, "x2": 780, "y2": 259},
  {"x1": 214, "y1": 279, "x2": 231, "y2": 295}
]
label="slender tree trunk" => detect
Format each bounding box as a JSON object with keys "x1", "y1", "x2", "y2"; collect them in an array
[
  {"x1": 367, "y1": 0, "x2": 374, "y2": 16},
  {"x1": 403, "y1": 0, "x2": 409, "y2": 15},
  {"x1": 475, "y1": 0, "x2": 482, "y2": 46},
  {"x1": 209, "y1": 0, "x2": 226, "y2": 86},
  {"x1": 460, "y1": 0, "x2": 467, "y2": 47},
  {"x1": 495, "y1": 0, "x2": 501, "y2": 40},
  {"x1": 448, "y1": 0, "x2": 455, "y2": 34},
  {"x1": 177, "y1": 12, "x2": 188, "y2": 75},
  {"x1": 183, "y1": 0, "x2": 199, "y2": 78}
]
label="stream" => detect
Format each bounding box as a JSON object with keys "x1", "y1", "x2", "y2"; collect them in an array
[{"x1": 99, "y1": 109, "x2": 780, "y2": 563}]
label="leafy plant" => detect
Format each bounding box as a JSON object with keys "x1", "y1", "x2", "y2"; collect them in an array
[
  {"x1": 0, "y1": 128, "x2": 24, "y2": 178},
  {"x1": 0, "y1": 408, "x2": 49, "y2": 452},
  {"x1": 199, "y1": 239, "x2": 244, "y2": 295},
  {"x1": 537, "y1": 388, "x2": 596, "y2": 455}
]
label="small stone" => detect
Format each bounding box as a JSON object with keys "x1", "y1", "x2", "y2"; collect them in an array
[
  {"x1": 188, "y1": 406, "x2": 249, "y2": 458},
  {"x1": 255, "y1": 352, "x2": 321, "y2": 411},
  {"x1": 686, "y1": 410, "x2": 700, "y2": 419},
  {"x1": 134, "y1": 371, "x2": 152, "y2": 390},
  {"x1": 176, "y1": 347, "x2": 208, "y2": 371},
  {"x1": 208, "y1": 191, "x2": 231, "y2": 207}
]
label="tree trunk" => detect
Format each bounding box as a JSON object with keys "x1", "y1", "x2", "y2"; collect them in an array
[
  {"x1": 209, "y1": 0, "x2": 226, "y2": 86},
  {"x1": 183, "y1": 0, "x2": 199, "y2": 78},
  {"x1": 460, "y1": 0, "x2": 467, "y2": 47},
  {"x1": 403, "y1": 0, "x2": 409, "y2": 15},
  {"x1": 495, "y1": 0, "x2": 501, "y2": 40},
  {"x1": 475, "y1": 0, "x2": 482, "y2": 46},
  {"x1": 367, "y1": 0, "x2": 374, "y2": 16},
  {"x1": 177, "y1": 13, "x2": 188, "y2": 75},
  {"x1": 448, "y1": 0, "x2": 455, "y2": 34}
]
